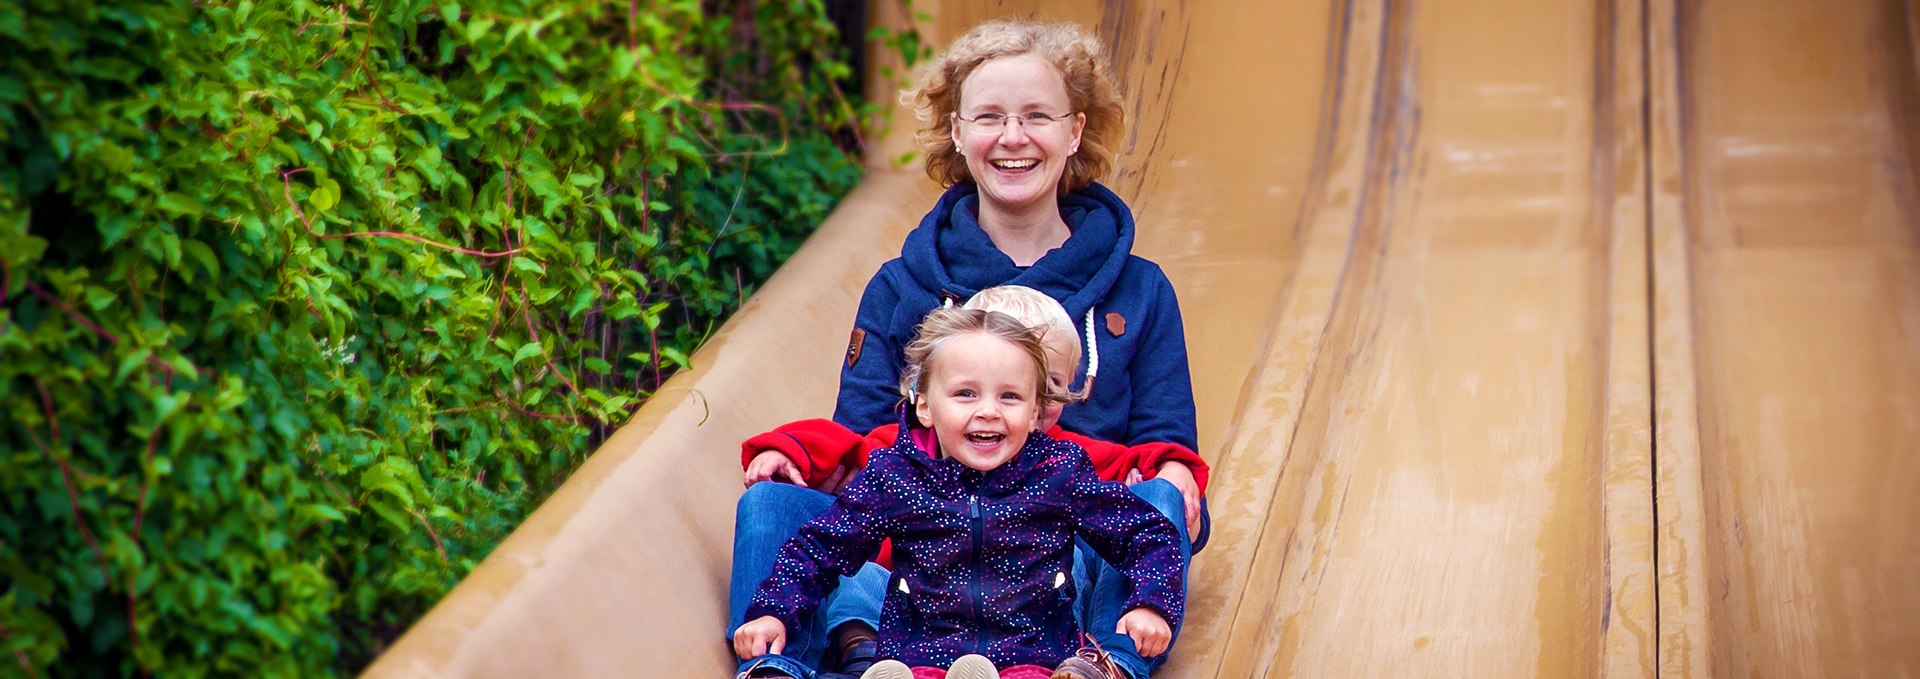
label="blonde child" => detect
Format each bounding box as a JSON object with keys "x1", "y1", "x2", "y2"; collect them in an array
[
  {"x1": 733, "y1": 308, "x2": 1184, "y2": 678},
  {"x1": 731, "y1": 287, "x2": 1205, "y2": 679}
]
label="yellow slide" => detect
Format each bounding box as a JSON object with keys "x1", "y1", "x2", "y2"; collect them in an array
[{"x1": 364, "y1": 1, "x2": 1920, "y2": 676}]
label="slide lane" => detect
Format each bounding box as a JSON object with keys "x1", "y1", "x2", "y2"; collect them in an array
[
  {"x1": 1653, "y1": 0, "x2": 1920, "y2": 674},
  {"x1": 1180, "y1": 0, "x2": 1654, "y2": 676}
]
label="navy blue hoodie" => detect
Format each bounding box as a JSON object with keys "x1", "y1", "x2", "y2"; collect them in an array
[
  {"x1": 835, "y1": 182, "x2": 1199, "y2": 450},
  {"x1": 744, "y1": 417, "x2": 1186, "y2": 666}
]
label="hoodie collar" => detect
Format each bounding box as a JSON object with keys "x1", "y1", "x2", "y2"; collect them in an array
[{"x1": 900, "y1": 181, "x2": 1136, "y2": 320}]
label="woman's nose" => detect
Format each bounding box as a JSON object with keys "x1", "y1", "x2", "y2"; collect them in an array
[{"x1": 998, "y1": 119, "x2": 1031, "y2": 145}]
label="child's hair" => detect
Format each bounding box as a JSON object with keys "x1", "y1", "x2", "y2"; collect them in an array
[
  {"x1": 899, "y1": 307, "x2": 1072, "y2": 409},
  {"x1": 961, "y1": 286, "x2": 1089, "y2": 402}
]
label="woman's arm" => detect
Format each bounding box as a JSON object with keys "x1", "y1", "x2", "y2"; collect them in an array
[
  {"x1": 832, "y1": 270, "x2": 909, "y2": 433},
  {"x1": 1124, "y1": 269, "x2": 1200, "y2": 450}
]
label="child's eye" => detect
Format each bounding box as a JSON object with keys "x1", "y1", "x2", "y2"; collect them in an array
[
  {"x1": 1000, "y1": 391, "x2": 1026, "y2": 401},
  {"x1": 953, "y1": 389, "x2": 977, "y2": 399}
]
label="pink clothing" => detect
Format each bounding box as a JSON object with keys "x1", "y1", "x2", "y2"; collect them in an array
[{"x1": 908, "y1": 664, "x2": 1053, "y2": 679}]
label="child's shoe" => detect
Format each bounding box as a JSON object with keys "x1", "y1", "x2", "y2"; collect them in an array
[
  {"x1": 826, "y1": 636, "x2": 879, "y2": 677},
  {"x1": 859, "y1": 659, "x2": 913, "y2": 679},
  {"x1": 1050, "y1": 634, "x2": 1127, "y2": 679},
  {"x1": 947, "y1": 654, "x2": 999, "y2": 679}
]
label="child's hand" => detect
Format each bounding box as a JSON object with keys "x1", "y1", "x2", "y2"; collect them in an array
[
  {"x1": 1116, "y1": 607, "x2": 1172, "y2": 657},
  {"x1": 1153, "y1": 461, "x2": 1203, "y2": 536},
  {"x1": 744, "y1": 450, "x2": 805, "y2": 488},
  {"x1": 732, "y1": 615, "x2": 788, "y2": 658}
]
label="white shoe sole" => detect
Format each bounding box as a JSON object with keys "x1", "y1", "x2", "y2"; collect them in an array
[
  {"x1": 947, "y1": 654, "x2": 999, "y2": 679},
  {"x1": 860, "y1": 659, "x2": 914, "y2": 679}
]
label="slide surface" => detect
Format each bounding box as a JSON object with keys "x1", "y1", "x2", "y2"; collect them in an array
[{"x1": 363, "y1": 1, "x2": 1920, "y2": 676}]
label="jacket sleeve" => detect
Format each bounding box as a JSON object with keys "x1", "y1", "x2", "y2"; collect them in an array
[
  {"x1": 1055, "y1": 429, "x2": 1211, "y2": 495},
  {"x1": 1124, "y1": 268, "x2": 1200, "y2": 451},
  {"x1": 742, "y1": 458, "x2": 894, "y2": 631},
  {"x1": 833, "y1": 269, "x2": 909, "y2": 433},
  {"x1": 740, "y1": 420, "x2": 899, "y2": 488},
  {"x1": 1063, "y1": 447, "x2": 1186, "y2": 629}
]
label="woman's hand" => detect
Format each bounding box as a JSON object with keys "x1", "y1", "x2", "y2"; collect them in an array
[
  {"x1": 743, "y1": 450, "x2": 804, "y2": 488},
  {"x1": 1152, "y1": 461, "x2": 1203, "y2": 537},
  {"x1": 732, "y1": 615, "x2": 788, "y2": 659},
  {"x1": 1116, "y1": 607, "x2": 1172, "y2": 657}
]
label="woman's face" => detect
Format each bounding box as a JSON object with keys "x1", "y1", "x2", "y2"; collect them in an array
[{"x1": 954, "y1": 54, "x2": 1086, "y2": 215}]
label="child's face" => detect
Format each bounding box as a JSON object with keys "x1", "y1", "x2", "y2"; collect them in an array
[
  {"x1": 915, "y1": 332, "x2": 1041, "y2": 472},
  {"x1": 1036, "y1": 335, "x2": 1077, "y2": 432}
]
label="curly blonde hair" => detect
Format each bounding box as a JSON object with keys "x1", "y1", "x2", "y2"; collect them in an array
[{"x1": 909, "y1": 20, "x2": 1126, "y2": 194}]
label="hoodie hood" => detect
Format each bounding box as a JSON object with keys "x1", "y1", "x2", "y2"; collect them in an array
[{"x1": 900, "y1": 181, "x2": 1136, "y2": 320}]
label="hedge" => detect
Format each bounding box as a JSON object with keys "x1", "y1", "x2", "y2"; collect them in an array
[{"x1": 0, "y1": 0, "x2": 872, "y2": 675}]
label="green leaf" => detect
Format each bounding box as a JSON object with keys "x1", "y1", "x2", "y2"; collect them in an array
[
  {"x1": 183, "y1": 239, "x2": 220, "y2": 278},
  {"x1": 310, "y1": 177, "x2": 340, "y2": 212},
  {"x1": 512, "y1": 341, "x2": 543, "y2": 365},
  {"x1": 158, "y1": 192, "x2": 205, "y2": 216}
]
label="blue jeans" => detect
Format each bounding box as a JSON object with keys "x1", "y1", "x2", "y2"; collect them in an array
[
  {"x1": 1072, "y1": 479, "x2": 1200, "y2": 679},
  {"x1": 728, "y1": 482, "x2": 887, "y2": 678}
]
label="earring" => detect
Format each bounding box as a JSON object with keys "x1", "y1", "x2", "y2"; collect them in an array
[{"x1": 1071, "y1": 145, "x2": 1080, "y2": 154}]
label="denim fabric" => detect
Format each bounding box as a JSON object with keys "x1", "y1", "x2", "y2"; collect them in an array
[
  {"x1": 729, "y1": 482, "x2": 888, "y2": 677},
  {"x1": 1072, "y1": 479, "x2": 1192, "y2": 679}
]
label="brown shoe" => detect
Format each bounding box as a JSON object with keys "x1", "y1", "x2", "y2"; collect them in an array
[
  {"x1": 1051, "y1": 656, "x2": 1112, "y2": 679},
  {"x1": 1051, "y1": 634, "x2": 1128, "y2": 679}
]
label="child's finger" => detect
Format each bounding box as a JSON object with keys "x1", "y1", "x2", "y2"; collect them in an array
[
  {"x1": 783, "y1": 464, "x2": 805, "y2": 486},
  {"x1": 768, "y1": 633, "x2": 784, "y2": 656}
]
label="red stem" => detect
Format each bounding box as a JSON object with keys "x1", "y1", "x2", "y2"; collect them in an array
[
  {"x1": 280, "y1": 168, "x2": 520, "y2": 258},
  {"x1": 29, "y1": 380, "x2": 108, "y2": 576},
  {"x1": 0, "y1": 620, "x2": 37, "y2": 679}
]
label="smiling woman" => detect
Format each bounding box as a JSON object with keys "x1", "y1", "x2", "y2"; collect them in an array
[{"x1": 723, "y1": 18, "x2": 1208, "y2": 679}]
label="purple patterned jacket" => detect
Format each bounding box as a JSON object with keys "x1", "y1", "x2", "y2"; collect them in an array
[{"x1": 744, "y1": 418, "x2": 1185, "y2": 667}]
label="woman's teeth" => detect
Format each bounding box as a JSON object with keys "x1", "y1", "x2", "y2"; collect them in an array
[{"x1": 990, "y1": 159, "x2": 1038, "y2": 171}]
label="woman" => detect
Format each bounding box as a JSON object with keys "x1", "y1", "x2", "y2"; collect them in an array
[{"x1": 730, "y1": 20, "x2": 1203, "y2": 679}]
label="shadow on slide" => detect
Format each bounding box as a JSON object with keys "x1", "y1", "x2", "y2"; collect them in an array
[{"x1": 364, "y1": 1, "x2": 1920, "y2": 676}]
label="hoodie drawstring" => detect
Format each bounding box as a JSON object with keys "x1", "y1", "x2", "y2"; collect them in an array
[{"x1": 1082, "y1": 306, "x2": 1100, "y2": 396}]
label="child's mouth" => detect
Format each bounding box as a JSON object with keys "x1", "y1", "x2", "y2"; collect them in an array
[{"x1": 964, "y1": 431, "x2": 1006, "y2": 447}]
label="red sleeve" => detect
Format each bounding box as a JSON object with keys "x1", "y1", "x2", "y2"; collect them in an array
[
  {"x1": 1050, "y1": 428, "x2": 1211, "y2": 495},
  {"x1": 741, "y1": 420, "x2": 903, "y2": 489}
]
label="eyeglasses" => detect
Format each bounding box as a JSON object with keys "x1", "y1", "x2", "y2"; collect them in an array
[{"x1": 955, "y1": 111, "x2": 1079, "y2": 134}]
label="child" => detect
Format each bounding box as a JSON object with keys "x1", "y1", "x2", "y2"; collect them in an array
[
  {"x1": 732, "y1": 287, "x2": 1208, "y2": 677},
  {"x1": 732, "y1": 308, "x2": 1185, "y2": 678}
]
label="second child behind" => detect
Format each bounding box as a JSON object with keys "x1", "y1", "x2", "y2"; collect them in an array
[{"x1": 734, "y1": 308, "x2": 1185, "y2": 677}]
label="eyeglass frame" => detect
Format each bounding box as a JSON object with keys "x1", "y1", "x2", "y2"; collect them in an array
[{"x1": 952, "y1": 110, "x2": 1082, "y2": 134}]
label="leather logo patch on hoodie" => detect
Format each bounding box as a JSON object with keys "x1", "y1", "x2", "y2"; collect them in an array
[
  {"x1": 1106, "y1": 312, "x2": 1127, "y2": 337},
  {"x1": 847, "y1": 328, "x2": 866, "y2": 368}
]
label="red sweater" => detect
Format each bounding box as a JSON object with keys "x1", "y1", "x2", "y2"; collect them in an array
[{"x1": 741, "y1": 420, "x2": 1210, "y2": 495}]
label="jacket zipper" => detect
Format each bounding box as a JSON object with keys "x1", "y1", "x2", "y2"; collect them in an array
[{"x1": 969, "y1": 493, "x2": 986, "y2": 654}]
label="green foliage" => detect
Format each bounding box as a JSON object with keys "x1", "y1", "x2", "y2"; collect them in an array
[{"x1": 0, "y1": 0, "x2": 869, "y2": 675}]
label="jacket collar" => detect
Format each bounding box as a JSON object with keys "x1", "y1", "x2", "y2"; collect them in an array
[{"x1": 899, "y1": 181, "x2": 1136, "y2": 320}]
